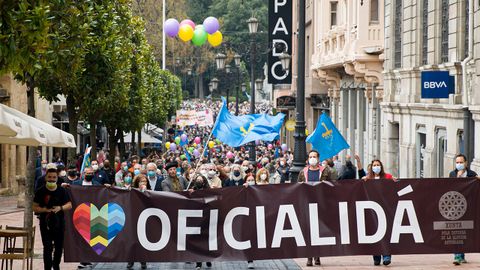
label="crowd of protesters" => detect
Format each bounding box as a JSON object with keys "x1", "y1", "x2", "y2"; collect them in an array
[{"x1": 33, "y1": 98, "x2": 479, "y2": 270}]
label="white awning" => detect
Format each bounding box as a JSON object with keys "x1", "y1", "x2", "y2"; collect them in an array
[
  {"x1": 0, "y1": 103, "x2": 76, "y2": 148},
  {"x1": 124, "y1": 131, "x2": 161, "y2": 143},
  {"x1": 0, "y1": 104, "x2": 27, "y2": 137}
]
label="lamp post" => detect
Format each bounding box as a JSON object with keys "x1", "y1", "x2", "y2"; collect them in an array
[
  {"x1": 247, "y1": 17, "x2": 259, "y2": 163},
  {"x1": 289, "y1": 0, "x2": 307, "y2": 183},
  {"x1": 211, "y1": 78, "x2": 219, "y2": 98},
  {"x1": 234, "y1": 53, "x2": 242, "y2": 115}
]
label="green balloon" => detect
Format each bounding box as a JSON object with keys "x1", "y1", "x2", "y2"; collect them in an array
[
  {"x1": 215, "y1": 139, "x2": 221, "y2": 144},
  {"x1": 189, "y1": 147, "x2": 194, "y2": 152},
  {"x1": 192, "y1": 27, "x2": 208, "y2": 46},
  {"x1": 180, "y1": 154, "x2": 186, "y2": 160},
  {"x1": 175, "y1": 137, "x2": 180, "y2": 144}
]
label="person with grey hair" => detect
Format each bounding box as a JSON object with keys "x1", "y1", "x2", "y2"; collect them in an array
[
  {"x1": 224, "y1": 164, "x2": 245, "y2": 187},
  {"x1": 146, "y1": 162, "x2": 163, "y2": 191}
]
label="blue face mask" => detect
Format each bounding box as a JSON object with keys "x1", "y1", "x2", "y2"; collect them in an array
[
  {"x1": 147, "y1": 171, "x2": 156, "y2": 177},
  {"x1": 123, "y1": 166, "x2": 129, "y2": 171},
  {"x1": 134, "y1": 169, "x2": 140, "y2": 176},
  {"x1": 124, "y1": 177, "x2": 132, "y2": 184},
  {"x1": 176, "y1": 168, "x2": 181, "y2": 176},
  {"x1": 456, "y1": 163, "x2": 465, "y2": 171}
]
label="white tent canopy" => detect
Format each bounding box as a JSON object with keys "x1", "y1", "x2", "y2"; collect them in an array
[
  {"x1": 0, "y1": 104, "x2": 27, "y2": 137},
  {"x1": 124, "y1": 130, "x2": 161, "y2": 144},
  {"x1": 0, "y1": 103, "x2": 76, "y2": 148}
]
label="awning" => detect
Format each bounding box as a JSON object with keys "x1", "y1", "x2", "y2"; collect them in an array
[
  {"x1": 0, "y1": 103, "x2": 27, "y2": 137},
  {"x1": 0, "y1": 103, "x2": 76, "y2": 148},
  {"x1": 124, "y1": 131, "x2": 161, "y2": 144}
]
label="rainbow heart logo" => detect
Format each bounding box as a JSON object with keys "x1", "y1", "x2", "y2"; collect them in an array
[{"x1": 73, "y1": 203, "x2": 125, "y2": 255}]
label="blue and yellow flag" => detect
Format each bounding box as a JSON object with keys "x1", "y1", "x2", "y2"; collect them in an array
[
  {"x1": 212, "y1": 97, "x2": 285, "y2": 147},
  {"x1": 306, "y1": 113, "x2": 349, "y2": 161}
]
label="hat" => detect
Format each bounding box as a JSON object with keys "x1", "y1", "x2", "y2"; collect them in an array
[
  {"x1": 46, "y1": 163, "x2": 57, "y2": 170},
  {"x1": 165, "y1": 161, "x2": 178, "y2": 171}
]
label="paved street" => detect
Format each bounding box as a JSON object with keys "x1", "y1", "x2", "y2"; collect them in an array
[{"x1": 2, "y1": 197, "x2": 480, "y2": 270}]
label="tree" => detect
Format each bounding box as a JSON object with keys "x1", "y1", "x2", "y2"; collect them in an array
[{"x1": 0, "y1": 0, "x2": 52, "y2": 230}]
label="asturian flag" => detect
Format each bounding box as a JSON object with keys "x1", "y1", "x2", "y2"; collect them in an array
[{"x1": 306, "y1": 113, "x2": 350, "y2": 161}]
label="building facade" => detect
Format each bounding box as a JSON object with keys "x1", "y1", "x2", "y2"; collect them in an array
[
  {"x1": 382, "y1": 0, "x2": 480, "y2": 178},
  {"x1": 311, "y1": 0, "x2": 385, "y2": 168}
]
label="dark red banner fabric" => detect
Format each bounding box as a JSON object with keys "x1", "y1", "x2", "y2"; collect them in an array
[{"x1": 64, "y1": 179, "x2": 480, "y2": 262}]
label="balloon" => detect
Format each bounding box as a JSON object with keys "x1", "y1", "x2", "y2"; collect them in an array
[
  {"x1": 281, "y1": 143, "x2": 288, "y2": 152},
  {"x1": 193, "y1": 143, "x2": 197, "y2": 148},
  {"x1": 208, "y1": 141, "x2": 215, "y2": 149},
  {"x1": 192, "y1": 26, "x2": 208, "y2": 46},
  {"x1": 181, "y1": 134, "x2": 188, "y2": 142},
  {"x1": 268, "y1": 144, "x2": 273, "y2": 150},
  {"x1": 207, "y1": 31, "x2": 223, "y2": 47},
  {"x1": 194, "y1": 137, "x2": 201, "y2": 144},
  {"x1": 180, "y1": 154, "x2": 186, "y2": 160},
  {"x1": 193, "y1": 149, "x2": 200, "y2": 157},
  {"x1": 180, "y1": 19, "x2": 195, "y2": 29},
  {"x1": 165, "y1": 142, "x2": 170, "y2": 149},
  {"x1": 175, "y1": 136, "x2": 181, "y2": 144},
  {"x1": 215, "y1": 138, "x2": 221, "y2": 144},
  {"x1": 226, "y1": 151, "x2": 234, "y2": 159},
  {"x1": 255, "y1": 140, "x2": 261, "y2": 145},
  {"x1": 178, "y1": 24, "x2": 194, "y2": 42},
  {"x1": 188, "y1": 147, "x2": 194, "y2": 152},
  {"x1": 170, "y1": 143, "x2": 177, "y2": 151},
  {"x1": 164, "y1": 18, "x2": 180, "y2": 37},
  {"x1": 203, "y1": 17, "x2": 220, "y2": 34}
]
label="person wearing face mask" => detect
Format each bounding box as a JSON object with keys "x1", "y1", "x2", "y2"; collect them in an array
[
  {"x1": 133, "y1": 163, "x2": 143, "y2": 177},
  {"x1": 90, "y1": 160, "x2": 109, "y2": 185},
  {"x1": 35, "y1": 163, "x2": 61, "y2": 191},
  {"x1": 35, "y1": 159, "x2": 48, "y2": 186},
  {"x1": 449, "y1": 153, "x2": 478, "y2": 265},
  {"x1": 361, "y1": 159, "x2": 393, "y2": 266},
  {"x1": 146, "y1": 162, "x2": 163, "y2": 191},
  {"x1": 115, "y1": 162, "x2": 129, "y2": 186},
  {"x1": 101, "y1": 159, "x2": 115, "y2": 185},
  {"x1": 205, "y1": 164, "x2": 222, "y2": 188},
  {"x1": 241, "y1": 160, "x2": 251, "y2": 174},
  {"x1": 298, "y1": 150, "x2": 332, "y2": 185},
  {"x1": 33, "y1": 167, "x2": 72, "y2": 270},
  {"x1": 255, "y1": 168, "x2": 270, "y2": 185},
  {"x1": 224, "y1": 164, "x2": 245, "y2": 187},
  {"x1": 243, "y1": 173, "x2": 256, "y2": 187},
  {"x1": 121, "y1": 172, "x2": 134, "y2": 189},
  {"x1": 275, "y1": 157, "x2": 290, "y2": 184},
  {"x1": 64, "y1": 164, "x2": 79, "y2": 185},
  {"x1": 298, "y1": 150, "x2": 332, "y2": 267}
]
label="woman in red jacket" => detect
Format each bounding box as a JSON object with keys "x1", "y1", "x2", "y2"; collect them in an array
[{"x1": 362, "y1": 159, "x2": 393, "y2": 266}]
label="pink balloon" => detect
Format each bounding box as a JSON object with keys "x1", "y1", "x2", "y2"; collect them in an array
[
  {"x1": 226, "y1": 151, "x2": 234, "y2": 159},
  {"x1": 180, "y1": 19, "x2": 195, "y2": 30},
  {"x1": 194, "y1": 137, "x2": 201, "y2": 144},
  {"x1": 267, "y1": 144, "x2": 273, "y2": 150}
]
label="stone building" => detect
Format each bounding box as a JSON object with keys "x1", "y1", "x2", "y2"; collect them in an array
[
  {"x1": 310, "y1": 0, "x2": 385, "y2": 168},
  {"x1": 0, "y1": 75, "x2": 53, "y2": 194},
  {"x1": 382, "y1": 0, "x2": 480, "y2": 177}
]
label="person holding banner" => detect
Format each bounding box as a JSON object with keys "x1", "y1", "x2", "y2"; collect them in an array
[
  {"x1": 449, "y1": 153, "x2": 478, "y2": 265},
  {"x1": 362, "y1": 159, "x2": 393, "y2": 266}
]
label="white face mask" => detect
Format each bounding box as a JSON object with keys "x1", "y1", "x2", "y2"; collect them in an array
[
  {"x1": 200, "y1": 170, "x2": 208, "y2": 176},
  {"x1": 92, "y1": 164, "x2": 99, "y2": 171},
  {"x1": 41, "y1": 164, "x2": 47, "y2": 169},
  {"x1": 207, "y1": 171, "x2": 216, "y2": 178},
  {"x1": 372, "y1": 166, "x2": 382, "y2": 174},
  {"x1": 260, "y1": 174, "x2": 267, "y2": 180},
  {"x1": 280, "y1": 161, "x2": 286, "y2": 166},
  {"x1": 247, "y1": 180, "x2": 255, "y2": 185},
  {"x1": 308, "y1": 158, "x2": 318, "y2": 166},
  {"x1": 241, "y1": 166, "x2": 248, "y2": 172},
  {"x1": 59, "y1": 171, "x2": 67, "y2": 177}
]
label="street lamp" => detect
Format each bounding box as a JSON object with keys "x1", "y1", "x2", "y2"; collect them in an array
[
  {"x1": 289, "y1": 0, "x2": 307, "y2": 183},
  {"x1": 211, "y1": 78, "x2": 219, "y2": 93},
  {"x1": 247, "y1": 17, "x2": 259, "y2": 163},
  {"x1": 234, "y1": 54, "x2": 242, "y2": 116},
  {"x1": 279, "y1": 52, "x2": 292, "y2": 72},
  {"x1": 241, "y1": 83, "x2": 247, "y2": 92},
  {"x1": 215, "y1": 53, "x2": 226, "y2": 70},
  {"x1": 208, "y1": 83, "x2": 213, "y2": 95},
  {"x1": 255, "y1": 78, "x2": 263, "y2": 94}
]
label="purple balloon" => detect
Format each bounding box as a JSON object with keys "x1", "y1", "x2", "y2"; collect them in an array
[
  {"x1": 181, "y1": 134, "x2": 188, "y2": 142},
  {"x1": 203, "y1": 17, "x2": 220, "y2": 34},
  {"x1": 281, "y1": 143, "x2": 288, "y2": 151},
  {"x1": 193, "y1": 149, "x2": 200, "y2": 157},
  {"x1": 255, "y1": 140, "x2": 261, "y2": 145},
  {"x1": 170, "y1": 143, "x2": 177, "y2": 151},
  {"x1": 164, "y1": 18, "x2": 180, "y2": 37}
]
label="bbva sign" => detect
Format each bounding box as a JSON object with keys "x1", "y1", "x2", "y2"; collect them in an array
[{"x1": 421, "y1": 71, "x2": 455, "y2": 99}]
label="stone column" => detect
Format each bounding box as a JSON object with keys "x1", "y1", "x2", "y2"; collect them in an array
[
  {"x1": 340, "y1": 87, "x2": 348, "y2": 161},
  {"x1": 348, "y1": 88, "x2": 357, "y2": 156},
  {"x1": 357, "y1": 88, "x2": 365, "y2": 162}
]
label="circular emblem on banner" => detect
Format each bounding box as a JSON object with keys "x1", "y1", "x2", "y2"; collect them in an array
[
  {"x1": 438, "y1": 191, "x2": 467, "y2": 221},
  {"x1": 286, "y1": 120, "x2": 295, "y2": 131}
]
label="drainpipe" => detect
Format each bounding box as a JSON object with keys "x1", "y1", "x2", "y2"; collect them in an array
[{"x1": 461, "y1": 0, "x2": 474, "y2": 162}]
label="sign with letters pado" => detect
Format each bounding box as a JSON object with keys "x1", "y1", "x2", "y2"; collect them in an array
[
  {"x1": 268, "y1": 0, "x2": 292, "y2": 84},
  {"x1": 421, "y1": 71, "x2": 455, "y2": 98}
]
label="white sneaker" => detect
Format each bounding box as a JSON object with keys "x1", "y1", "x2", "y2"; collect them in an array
[{"x1": 247, "y1": 262, "x2": 254, "y2": 269}]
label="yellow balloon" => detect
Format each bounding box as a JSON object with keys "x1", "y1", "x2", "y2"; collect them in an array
[
  {"x1": 305, "y1": 129, "x2": 309, "y2": 136},
  {"x1": 208, "y1": 141, "x2": 215, "y2": 149},
  {"x1": 207, "y1": 31, "x2": 223, "y2": 47},
  {"x1": 165, "y1": 142, "x2": 171, "y2": 149},
  {"x1": 178, "y1": 24, "x2": 194, "y2": 42},
  {"x1": 193, "y1": 143, "x2": 197, "y2": 147}
]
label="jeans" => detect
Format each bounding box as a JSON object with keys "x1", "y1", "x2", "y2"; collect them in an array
[{"x1": 40, "y1": 223, "x2": 64, "y2": 270}]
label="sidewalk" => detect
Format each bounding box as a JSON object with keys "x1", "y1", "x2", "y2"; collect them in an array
[{"x1": 2, "y1": 196, "x2": 480, "y2": 269}]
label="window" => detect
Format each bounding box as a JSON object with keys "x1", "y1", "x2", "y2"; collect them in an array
[
  {"x1": 441, "y1": 0, "x2": 449, "y2": 63},
  {"x1": 458, "y1": 130, "x2": 465, "y2": 154},
  {"x1": 370, "y1": 0, "x2": 379, "y2": 23},
  {"x1": 422, "y1": 0, "x2": 429, "y2": 65},
  {"x1": 416, "y1": 126, "x2": 427, "y2": 178},
  {"x1": 394, "y1": 0, "x2": 402, "y2": 68},
  {"x1": 436, "y1": 128, "x2": 447, "y2": 177},
  {"x1": 464, "y1": 0, "x2": 469, "y2": 59},
  {"x1": 330, "y1": 1, "x2": 338, "y2": 28}
]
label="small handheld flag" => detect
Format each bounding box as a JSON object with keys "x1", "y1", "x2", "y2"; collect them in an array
[{"x1": 306, "y1": 113, "x2": 349, "y2": 161}]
